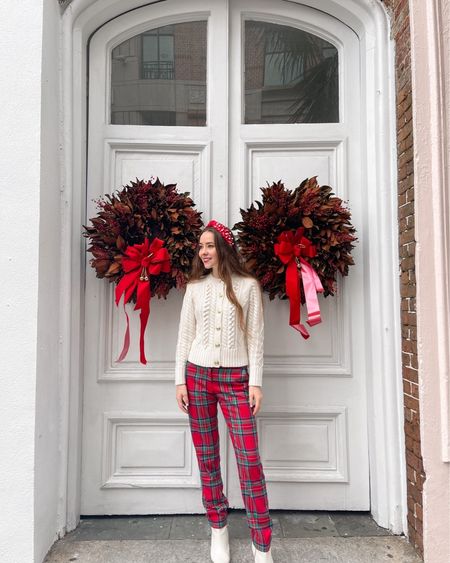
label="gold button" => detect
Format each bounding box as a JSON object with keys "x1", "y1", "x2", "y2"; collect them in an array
[
  {"x1": 219, "y1": 294, "x2": 223, "y2": 298},
  {"x1": 214, "y1": 361, "x2": 219, "y2": 366},
  {"x1": 217, "y1": 310, "x2": 222, "y2": 314},
  {"x1": 215, "y1": 343, "x2": 220, "y2": 348},
  {"x1": 216, "y1": 326, "x2": 221, "y2": 330}
]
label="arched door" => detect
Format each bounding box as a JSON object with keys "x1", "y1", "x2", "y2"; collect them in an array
[{"x1": 81, "y1": 0, "x2": 368, "y2": 514}]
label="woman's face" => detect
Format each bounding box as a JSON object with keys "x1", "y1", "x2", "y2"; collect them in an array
[{"x1": 198, "y1": 230, "x2": 219, "y2": 273}]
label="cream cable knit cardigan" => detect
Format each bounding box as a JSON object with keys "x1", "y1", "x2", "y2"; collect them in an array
[{"x1": 174, "y1": 274, "x2": 264, "y2": 386}]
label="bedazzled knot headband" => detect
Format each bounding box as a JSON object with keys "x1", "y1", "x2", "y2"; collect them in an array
[{"x1": 206, "y1": 220, "x2": 235, "y2": 247}]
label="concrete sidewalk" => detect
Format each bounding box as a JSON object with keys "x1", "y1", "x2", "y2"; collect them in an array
[{"x1": 44, "y1": 511, "x2": 422, "y2": 563}]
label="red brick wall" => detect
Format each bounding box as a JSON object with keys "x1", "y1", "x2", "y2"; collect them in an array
[
  {"x1": 380, "y1": 0, "x2": 424, "y2": 557},
  {"x1": 174, "y1": 21, "x2": 207, "y2": 82},
  {"x1": 245, "y1": 22, "x2": 265, "y2": 89}
]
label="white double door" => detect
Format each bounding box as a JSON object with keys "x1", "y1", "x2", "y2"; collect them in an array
[{"x1": 81, "y1": 0, "x2": 369, "y2": 514}]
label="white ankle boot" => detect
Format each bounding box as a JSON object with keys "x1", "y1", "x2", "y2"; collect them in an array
[
  {"x1": 210, "y1": 525, "x2": 230, "y2": 563},
  {"x1": 252, "y1": 542, "x2": 274, "y2": 562}
]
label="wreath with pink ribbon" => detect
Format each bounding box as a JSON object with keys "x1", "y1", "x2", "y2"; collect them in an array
[
  {"x1": 83, "y1": 178, "x2": 203, "y2": 363},
  {"x1": 233, "y1": 177, "x2": 357, "y2": 338}
]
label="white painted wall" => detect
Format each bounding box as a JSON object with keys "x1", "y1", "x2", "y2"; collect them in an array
[
  {"x1": 34, "y1": 0, "x2": 63, "y2": 561},
  {"x1": 0, "y1": 1, "x2": 44, "y2": 562},
  {"x1": 0, "y1": 1, "x2": 63, "y2": 562}
]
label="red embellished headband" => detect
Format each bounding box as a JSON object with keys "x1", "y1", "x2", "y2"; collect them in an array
[{"x1": 206, "y1": 220, "x2": 235, "y2": 247}]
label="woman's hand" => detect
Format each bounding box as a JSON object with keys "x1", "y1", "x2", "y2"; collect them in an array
[
  {"x1": 176, "y1": 384, "x2": 189, "y2": 414},
  {"x1": 249, "y1": 386, "x2": 263, "y2": 416}
]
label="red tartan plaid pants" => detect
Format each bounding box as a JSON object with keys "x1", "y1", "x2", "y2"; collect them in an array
[{"x1": 185, "y1": 361, "x2": 273, "y2": 552}]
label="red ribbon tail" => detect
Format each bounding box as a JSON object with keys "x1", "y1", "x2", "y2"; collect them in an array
[
  {"x1": 139, "y1": 301, "x2": 150, "y2": 365},
  {"x1": 285, "y1": 259, "x2": 310, "y2": 339},
  {"x1": 115, "y1": 273, "x2": 139, "y2": 362},
  {"x1": 117, "y1": 298, "x2": 131, "y2": 362},
  {"x1": 135, "y1": 281, "x2": 151, "y2": 365},
  {"x1": 115, "y1": 270, "x2": 138, "y2": 306},
  {"x1": 291, "y1": 321, "x2": 311, "y2": 339}
]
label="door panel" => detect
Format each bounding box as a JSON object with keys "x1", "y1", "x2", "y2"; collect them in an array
[
  {"x1": 82, "y1": 0, "x2": 369, "y2": 514},
  {"x1": 82, "y1": 0, "x2": 229, "y2": 514},
  {"x1": 227, "y1": 0, "x2": 367, "y2": 510}
]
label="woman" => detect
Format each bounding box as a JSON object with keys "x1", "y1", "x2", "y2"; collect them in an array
[{"x1": 175, "y1": 220, "x2": 274, "y2": 563}]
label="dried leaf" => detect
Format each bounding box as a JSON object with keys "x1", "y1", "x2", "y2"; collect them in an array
[{"x1": 116, "y1": 235, "x2": 126, "y2": 250}]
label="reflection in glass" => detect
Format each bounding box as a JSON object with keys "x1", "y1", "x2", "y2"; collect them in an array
[
  {"x1": 245, "y1": 21, "x2": 339, "y2": 124},
  {"x1": 111, "y1": 22, "x2": 207, "y2": 126}
]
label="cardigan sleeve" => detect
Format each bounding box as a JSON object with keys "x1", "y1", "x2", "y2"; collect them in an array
[
  {"x1": 174, "y1": 283, "x2": 196, "y2": 385},
  {"x1": 246, "y1": 279, "x2": 264, "y2": 386}
]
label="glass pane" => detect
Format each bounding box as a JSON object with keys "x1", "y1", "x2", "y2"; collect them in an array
[
  {"x1": 111, "y1": 21, "x2": 207, "y2": 126},
  {"x1": 159, "y1": 36, "x2": 174, "y2": 62},
  {"x1": 244, "y1": 21, "x2": 339, "y2": 124},
  {"x1": 142, "y1": 35, "x2": 157, "y2": 62},
  {"x1": 264, "y1": 53, "x2": 285, "y2": 86}
]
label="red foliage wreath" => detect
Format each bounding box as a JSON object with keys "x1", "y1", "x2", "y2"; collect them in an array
[
  {"x1": 233, "y1": 177, "x2": 357, "y2": 301},
  {"x1": 83, "y1": 178, "x2": 203, "y2": 300}
]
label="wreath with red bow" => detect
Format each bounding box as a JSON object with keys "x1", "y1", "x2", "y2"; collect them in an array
[
  {"x1": 233, "y1": 177, "x2": 357, "y2": 338},
  {"x1": 83, "y1": 178, "x2": 203, "y2": 363}
]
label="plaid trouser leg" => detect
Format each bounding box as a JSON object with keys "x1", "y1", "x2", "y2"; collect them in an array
[
  {"x1": 186, "y1": 362, "x2": 229, "y2": 528},
  {"x1": 216, "y1": 368, "x2": 273, "y2": 553},
  {"x1": 186, "y1": 362, "x2": 272, "y2": 552}
]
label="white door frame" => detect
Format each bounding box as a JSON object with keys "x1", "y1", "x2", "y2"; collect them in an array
[{"x1": 60, "y1": 0, "x2": 406, "y2": 536}]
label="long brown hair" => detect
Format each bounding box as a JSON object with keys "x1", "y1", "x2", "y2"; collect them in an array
[{"x1": 189, "y1": 227, "x2": 256, "y2": 330}]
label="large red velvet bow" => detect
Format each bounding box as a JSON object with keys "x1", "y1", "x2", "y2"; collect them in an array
[
  {"x1": 115, "y1": 238, "x2": 170, "y2": 364},
  {"x1": 274, "y1": 228, "x2": 324, "y2": 339}
]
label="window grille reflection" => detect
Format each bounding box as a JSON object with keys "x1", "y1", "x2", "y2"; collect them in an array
[{"x1": 142, "y1": 61, "x2": 175, "y2": 80}]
